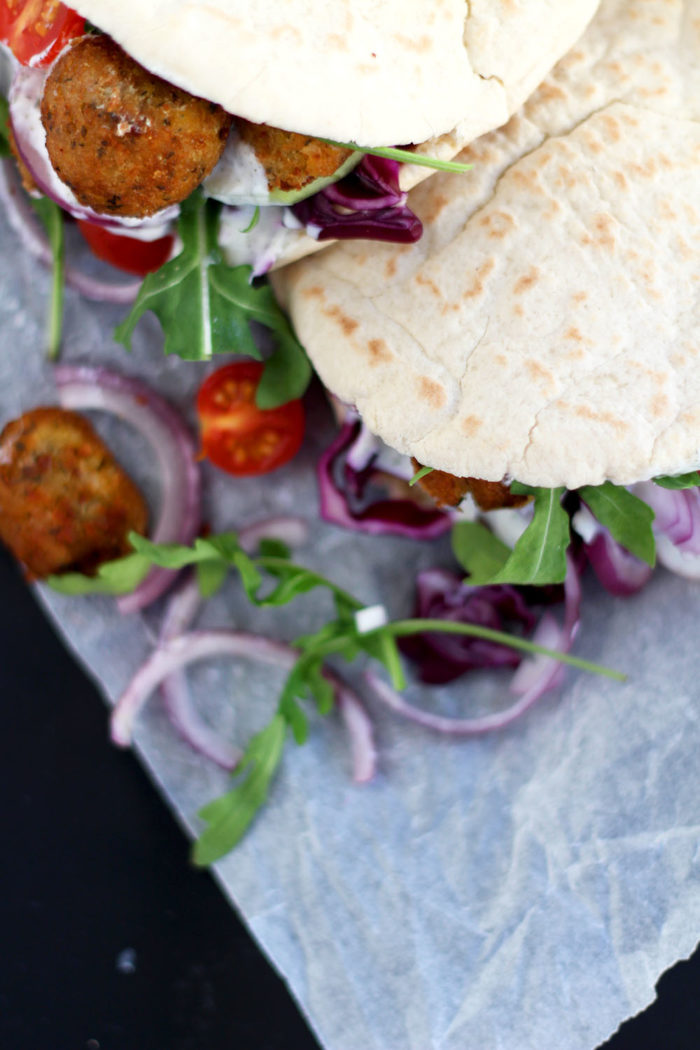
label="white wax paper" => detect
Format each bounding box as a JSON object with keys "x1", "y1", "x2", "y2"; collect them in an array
[{"x1": 2, "y1": 201, "x2": 700, "y2": 1050}]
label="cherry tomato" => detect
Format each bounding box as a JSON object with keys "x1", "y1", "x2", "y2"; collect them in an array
[
  {"x1": 77, "y1": 221, "x2": 175, "y2": 276},
  {"x1": 197, "y1": 362, "x2": 305, "y2": 477},
  {"x1": 1, "y1": 1, "x2": 85, "y2": 66}
]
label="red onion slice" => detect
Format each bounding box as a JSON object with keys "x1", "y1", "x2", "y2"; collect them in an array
[
  {"x1": 0, "y1": 157, "x2": 143, "y2": 303},
  {"x1": 238, "y1": 516, "x2": 309, "y2": 554},
  {"x1": 54, "y1": 365, "x2": 201, "y2": 613},
  {"x1": 113, "y1": 629, "x2": 377, "y2": 783},
  {"x1": 366, "y1": 557, "x2": 581, "y2": 736},
  {"x1": 159, "y1": 575, "x2": 242, "y2": 771},
  {"x1": 112, "y1": 631, "x2": 297, "y2": 746},
  {"x1": 324, "y1": 671, "x2": 377, "y2": 783}
]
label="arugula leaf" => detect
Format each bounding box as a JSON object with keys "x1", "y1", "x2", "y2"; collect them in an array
[
  {"x1": 114, "y1": 193, "x2": 311, "y2": 408},
  {"x1": 193, "y1": 714, "x2": 287, "y2": 865},
  {"x1": 579, "y1": 482, "x2": 655, "y2": 566},
  {"x1": 0, "y1": 95, "x2": 10, "y2": 156},
  {"x1": 46, "y1": 526, "x2": 625, "y2": 864},
  {"x1": 324, "y1": 140, "x2": 473, "y2": 174},
  {"x1": 30, "y1": 196, "x2": 65, "y2": 359},
  {"x1": 460, "y1": 486, "x2": 569, "y2": 586},
  {"x1": 451, "y1": 520, "x2": 511, "y2": 580},
  {"x1": 409, "y1": 465, "x2": 434, "y2": 487},
  {"x1": 241, "y1": 206, "x2": 260, "y2": 233},
  {"x1": 47, "y1": 551, "x2": 151, "y2": 595},
  {"x1": 653, "y1": 471, "x2": 700, "y2": 490}
]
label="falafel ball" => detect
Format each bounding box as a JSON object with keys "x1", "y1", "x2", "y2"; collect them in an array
[
  {"x1": 0, "y1": 407, "x2": 148, "y2": 579},
  {"x1": 235, "y1": 118, "x2": 353, "y2": 194},
  {"x1": 41, "y1": 35, "x2": 232, "y2": 217}
]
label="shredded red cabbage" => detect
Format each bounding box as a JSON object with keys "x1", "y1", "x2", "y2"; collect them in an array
[
  {"x1": 399, "y1": 569, "x2": 542, "y2": 684},
  {"x1": 292, "y1": 156, "x2": 423, "y2": 244},
  {"x1": 318, "y1": 419, "x2": 451, "y2": 539}
]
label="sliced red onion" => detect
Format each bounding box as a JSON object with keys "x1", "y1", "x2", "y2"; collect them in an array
[
  {"x1": 585, "y1": 530, "x2": 653, "y2": 596},
  {"x1": 292, "y1": 155, "x2": 422, "y2": 243},
  {"x1": 9, "y1": 65, "x2": 178, "y2": 233},
  {"x1": 319, "y1": 419, "x2": 452, "y2": 540},
  {"x1": 238, "y1": 516, "x2": 309, "y2": 554},
  {"x1": 324, "y1": 671, "x2": 377, "y2": 783},
  {"x1": 159, "y1": 575, "x2": 242, "y2": 771},
  {"x1": 636, "y1": 482, "x2": 700, "y2": 554},
  {"x1": 112, "y1": 630, "x2": 297, "y2": 746},
  {"x1": 54, "y1": 365, "x2": 201, "y2": 613},
  {"x1": 366, "y1": 557, "x2": 581, "y2": 736},
  {"x1": 400, "y1": 569, "x2": 538, "y2": 685},
  {"x1": 0, "y1": 157, "x2": 143, "y2": 303},
  {"x1": 113, "y1": 628, "x2": 377, "y2": 782}
]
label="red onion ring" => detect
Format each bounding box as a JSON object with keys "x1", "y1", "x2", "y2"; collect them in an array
[
  {"x1": 585, "y1": 529, "x2": 653, "y2": 597},
  {"x1": 366, "y1": 557, "x2": 581, "y2": 735},
  {"x1": 111, "y1": 631, "x2": 297, "y2": 746},
  {"x1": 238, "y1": 516, "x2": 309, "y2": 554},
  {"x1": 0, "y1": 157, "x2": 142, "y2": 303},
  {"x1": 159, "y1": 575, "x2": 242, "y2": 771},
  {"x1": 112, "y1": 628, "x2": 377, "y2": 783},
  {"x1": 54, "y1": 365, "x2": 201, "y2": 613}
]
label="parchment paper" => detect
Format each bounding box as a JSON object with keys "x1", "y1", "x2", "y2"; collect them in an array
[{"x1": 2, "y1": 204, "x2": 700, "y2": 1050}]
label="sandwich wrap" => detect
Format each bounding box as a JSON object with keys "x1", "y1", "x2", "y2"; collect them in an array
[
  {"x1": 275, "y1": 0, "x2": 700, "y2": 487},
  {"x1": 62, "y1": 0, "x2": 601, "y2": 267},
  {"x1": 68, "y1": 0, "x2": 600, "y2": 148}
]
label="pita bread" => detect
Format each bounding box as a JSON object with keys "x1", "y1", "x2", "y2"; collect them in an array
[
  {"x1": 71, "y1": 0, "x2": 598, "y2": 148},
  {"x1": 276, "y1": 0, "x2": 700, "y2": 490}
]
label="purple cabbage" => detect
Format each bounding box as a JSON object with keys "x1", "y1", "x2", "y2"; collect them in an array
[
  {"x1": 400, "y1": 569, "x2": 542, "y2": 685},
  {"x1": 292, "y1": 156, "x2": 423, "y2": 244},
  {"x1": 318, "y1": 419, "x2": 452, "y2": 540}
]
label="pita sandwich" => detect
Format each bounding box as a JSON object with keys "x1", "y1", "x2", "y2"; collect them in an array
[{"x1": 275, "y1": 0, "x2": 700, "y2": 489}]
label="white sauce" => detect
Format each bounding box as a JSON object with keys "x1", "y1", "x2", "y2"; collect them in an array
[
  {"x1": 203, "y1": 127, "x2": 272, "y2": 206},
  {"x1": 218, "y1": 205, "x2": 304, "y2": 275}
]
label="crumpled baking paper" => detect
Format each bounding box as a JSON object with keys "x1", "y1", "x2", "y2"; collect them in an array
[{"x1": 1, "y1": 201, "x2": 700, "y2": 1050}]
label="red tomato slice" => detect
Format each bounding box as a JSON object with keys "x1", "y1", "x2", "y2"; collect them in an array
[
  {"x1": 1, "y1": 1, "x2": 85, "y2": 66},
  {"x1": 77, "y1": 221, "x2": 175, "y2": 277},
  {"x1": 197, "y1": 362, "x2": 305, "y2": 477}
]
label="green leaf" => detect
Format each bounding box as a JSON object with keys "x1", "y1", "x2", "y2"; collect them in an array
[
  {"x1": 653, "y1": 471, "x2": 700, "y2": 490},
  {"x1": 0, "y1": 95, "x2": 10, "y2": 156},
  {"x1": 231, "y1": 549, "x2": 263, "y2": 599},
  {"x1": 196, "y1": 558, "x2": 229, "y2": 598},
  {"x1": 258, "y1": 537, "x2": 291, "y2": 559},
  {"x1": 305, "y1": 662, "x2": 335, "y2": 715},
  {"x1": 451, "y1": 520, "x2": 511, "y2": 579},
  {"x1": 241, "y1": 206, "x2": 260, "y2": 233},
  {"x1": 579, "y1": 482, "x2": 656, "y2": 566},
  {"x1": 358, "y1": 629, "x2": 406, "y2": 690},
  {"x1": 409, "y1": 465, "x2": 434, "y2": 487},
  {"x1": 193, "y1": 714, "x2": 287, "y2": 866},
  {"x1": 30, "y1": 196, "x2": 65, "y2": 360},
  {"x1": 467, "y1": 486, "x2": 569, "y2": 586},
  {"x1": 114, "y1": 192, "x2": 311, "y2": 407},
  {"x1": 46, "y1": 552, "x2": 151, "y2": 595},
  {"x1": 324, "y1": 140, "x2": 473, "y2": 174}
]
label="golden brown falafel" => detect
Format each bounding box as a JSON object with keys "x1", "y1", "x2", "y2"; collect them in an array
[
  {"x1": 0, "y1": 407, "x2": 148, "y2": 579},
  {"x1": 235, "y1": 119, "x2": 352, "y2": 194},
  {"x1": 41, "y1": 35, "x2": 232, "y2": 217}
]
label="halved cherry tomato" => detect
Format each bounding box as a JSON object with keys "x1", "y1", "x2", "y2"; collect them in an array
[
  {"x1": 77, "y1": 221, "x2": 176, "y2": 277},
  {"x1": 197, "y1": 362, "x2": 305, "y2": 477},
  {"x1": 1, "y1": 0, "x2": 85, "y2": 67}
]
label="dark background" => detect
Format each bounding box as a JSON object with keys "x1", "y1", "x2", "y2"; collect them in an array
[{"x1": 2, "y1": 543, "x2": 699, "y2": 1050}]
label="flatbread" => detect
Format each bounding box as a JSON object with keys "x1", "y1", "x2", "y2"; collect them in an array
[
  {"x1": 71, "y1": 0, "x2": 598, "y2": 148},
  {"x1": 276, "y1": 0, "x2": 700, "y2": 489}
]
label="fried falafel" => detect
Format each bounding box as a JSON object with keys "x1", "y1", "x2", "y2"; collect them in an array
[
  {"x1": 0, "y1": 407, "x2": 148, "y2": 579},
  {"x1": 40, "y1": 34, "x2": 232, "y2": 217},
  {"x1": 234, "y1": 118, "x2": 353, "y2": 195}
]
